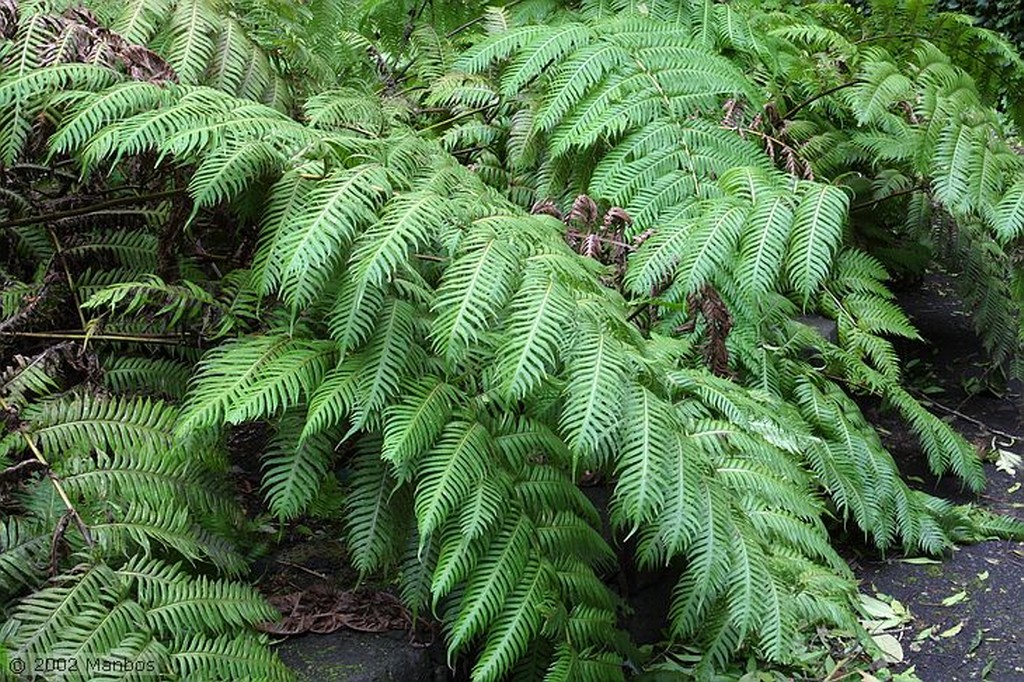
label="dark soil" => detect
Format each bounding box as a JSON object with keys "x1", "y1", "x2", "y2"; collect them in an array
[{"x1": 857, "y1": 274, "x2": 1024, "y2": 682}]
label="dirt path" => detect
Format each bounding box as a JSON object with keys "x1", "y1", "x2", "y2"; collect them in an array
[{"x1": 857, "y1": 274, "x2": 1024, "y2": 682}]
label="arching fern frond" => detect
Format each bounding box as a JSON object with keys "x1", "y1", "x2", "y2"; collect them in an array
[{"x1": 176, "y1": 333, "x2": 337, "y2": 433}]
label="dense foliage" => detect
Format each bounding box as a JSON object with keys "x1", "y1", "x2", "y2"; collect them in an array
[
  {"x1": 936, "y1": 0, "x2": 1024, "y2": 48},
  {"x1": 3, "y1": 0, "x2": 1024, "y2": 680}
]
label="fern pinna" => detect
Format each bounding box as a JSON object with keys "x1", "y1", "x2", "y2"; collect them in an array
[
  {"x1": 5, "y1": 0, "x2": 1024, "y2": 679},
  {"x1": 0, "y1": 347, "x2": 290, "y2": 681}
]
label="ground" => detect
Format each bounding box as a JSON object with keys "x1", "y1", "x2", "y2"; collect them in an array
[{"x1": 857, "y1": 274, "x2": 1024, "y2": 682}]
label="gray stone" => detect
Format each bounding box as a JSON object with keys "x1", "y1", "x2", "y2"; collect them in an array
[
  {"x1": 276, "y1": 631, "x2": 445, "y2": 682},
  {"x1": 794, "y1": 314, "x2": 838, "y2": 344}
]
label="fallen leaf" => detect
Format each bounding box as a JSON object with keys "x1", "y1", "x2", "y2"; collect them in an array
[
  {"x1": 976, "y1": 571, "x2": 989, "y2": 581},
  {"x1": 914, "y1": 626, "x2": 934, "y2": 641},
  {"x1": 900, "y1": 557, "x2": 942, "y2": 565},
  {"x1": 860, "y1": 594, "x2": 897, "y2": 619},
  {"x1": 863, "y1": 617, "x2": 905, "y2": 633},
  {"x1": 939, "y1": 622, "x2": 964, "y2": 638},
  {"x1": 968, "y1": 628, "x2": 983, "y2": 653},
  {"x1": 872, "y1": 633, "x2": 904, "y2": 663},
  {"x1": 941, "y1": 590, "x2": 968, "y2": 606},
  {"x1": 995, "y1": 449, "x2": 1021, "y2": 477}
]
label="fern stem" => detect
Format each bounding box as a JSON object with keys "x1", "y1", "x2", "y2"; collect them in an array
[
  {"x1": 445, "y1": 0, "x2": 524, "y2": 38},
  {"x1": 852, "y1": 33, "x2": 930, "y2": 46},
  {"x1": 626, "y1": 302, "x2": 650, "y2": 323},
  {"x1": 915, "y1": 395, "x2": 1024, "y2": 443},
  {"x1": 852, "y1": 32, "x2": 1001, "y2": 81},
  {"x1": 418, "y1": 102, "x2": 500, "y2": 133},
  {"x1": 849, "y1": 184, "x2": 927, "y2": 211},
  {"x1": 785, "y1": 80, "x2": 864, "y2": 120},
  {"x1": 0, "y1": 330, "x2": 192, "y2": 345},
  {"x1": 0, "y1": 394, "x2": 93, "y2": 547},
  {"x1": 47, "y1": 228, "x2": 88, "y2": 331},
  {"x1": 403, "y1": 0, "x2": 430, "y2": 41},
  {"x1": 0, "y1": 188, "x2": 184, "y2": 230}
]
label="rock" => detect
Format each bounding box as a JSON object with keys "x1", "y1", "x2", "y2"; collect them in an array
[
  {"x1": 794, "y1": 314, "x2": 838, "y2": 344},
  {"x1": 276, "y1": 630, "x2": 445, "y2": 682}
]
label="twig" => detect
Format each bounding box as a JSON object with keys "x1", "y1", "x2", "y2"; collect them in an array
[
  {"x1": 275, "y1": 559, "x2": 329, "y2": 580},
  {"x1": 445, "y1": 0, "x2": 525, "y2": 38},
  {"x1": 821, "y1": 654, "x2": 857, "y2": 682},
  {"x1": 0, "y1": 278, "x2": 54, "y2": 335},
  {"x1": 0, "y1": 330, "x2": 192, "y2": 345},
  {"x1": 47, "y1": 228, "x2": 87, "y2": 332},
  {"x1": 626, "y1": 302, "x2": 650, "y2": 323},
  {"x1": 0, "y1": 188, "x2": 183, "y2": 230},
  {"x1": 403, "y1": 0, "x2": 430, "y2": 41},
  {"x1": 853, "y1": 33, "x2": 930, "y2": 46},
  {"x1": 0, "y1": 458, "x2": 47, "y2": 480},
  {"x1": 417, "y1": 102, "x2": 500, "y2": 133},
  {"x1": 0, "y1": 394, "x2": 93, "y2": 547},
  {"x1": 917, "y1": 396, "x2": 1024, "y2": 443}
]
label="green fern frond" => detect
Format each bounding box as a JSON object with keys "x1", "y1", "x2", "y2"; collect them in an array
[
  {"x1": 498, "y1": 24, "x2": 593, "y2": 98},
  {"x1": 0, "y1": 518, "x2": 49, "y2": 594},
  {"x1": 133, "y1": 558, "x2": 278, "y2": 634},
  {"x1": 168, "y1": 632, "x2": 291, "y2": 681},
  {"x1": 7, "y1": 563, "x2": 114, "y2": 659},
  {"x1": 1, "y1": 357, "x2": 59, "y2": 408},
  {"x1": 559, "y1": 319, "x2": 628, "y2": 467},
  {"x1": 382, "y1": 377, "x2": 459, "y2": 481},
  {"x1": 675, "y1": 199, "x2": 748, "y2": 294},
  {"x1": 20, "y1": 394, "x2": 178, "y2": 459},
  {"x1": 431, "y1": 225, "x2": 523, "y2": 364},
  {"x1": 735, "y1": 192, "x2": 796, "y2": 297},
  {"x1": 49, "y1": 81, "x2": 172, "y2": 156},
  {"x1": 88, "y1": 501, "x2": 215, "y2": 564},
  {"x1": 176, "y1": 333, "x2": 336, "y2": 433},
  {"x1": 493, "y1": 260, "x2": 577, "y2": 400},
  {"x1": 345, "y1": 445, "x2": 410, "y2": 574},
  {"x1": 471, "y1": 557, "x2": 552, "y2": 682},
  {"x1": 991, "y1": 176, "x2": 1024, "y2": 242},
  {"x1": 415, "y1": 419, "x2": 491, "y2": 541},
  {"x1": 165, "y1": 0, "x2": 221, "y2": 83},
  {"x1": 256, "y1": 163, "x2": 391, "y2": 307},
  {"x1": 847, "y1": 54, "x2": 915, "y2": 125},
  {"x1": 611, "y1": 385, "x2": 675, "y2": 530},
  {"x1": 350, "y1": 190, "x2": 451, "y2": 288},
  {"x1": 347, "y1": 298, "x2": 422, "y2": 431},
  {"x1": 261, "y1": 411, "x2": 336, "y2": 520},
  {"x1": 534, "y1": 41, "x2": 627, "y2": 134},
  {"x1": 0, "y1": 63, "x2": 121, "y2": 164},
  {"x1": 102, "y1": 356, "x2": 192, "y2": 397},
  {"x1": 545, "y1": 643, "x2": 625, "y2": 682},
  {"x1": 189, "y1": 137, "x2": 283, "y2": 210},
  {"x1": 446, "y1": 512, "x2": 532, "y2": 655},
  {"x1": 785, "y1": 182, "x2": 849, "y2": 301}
]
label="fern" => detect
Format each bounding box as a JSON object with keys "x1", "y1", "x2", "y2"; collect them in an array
[
  {"x1": 7, "y1": 0, "x2": 1024, "y2": 679},
  {"x1": 1, "y1": 358, "x2": 286, "y2": 680}
]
